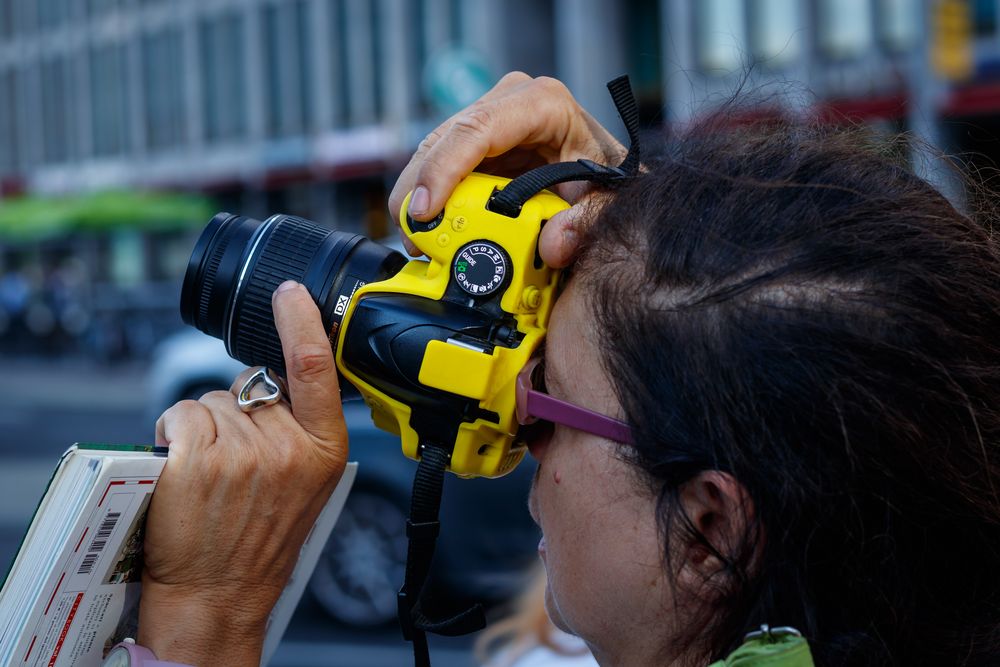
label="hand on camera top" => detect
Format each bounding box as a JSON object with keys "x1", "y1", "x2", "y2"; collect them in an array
[
  {"x1": 138, "y1": 281, "x2": 348, "y2": 666},
  {"x1": 389, "y1": 71, "x2": 625, "y2": 268}
]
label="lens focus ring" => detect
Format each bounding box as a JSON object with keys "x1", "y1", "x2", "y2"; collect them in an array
[{"x1": 229, "y1": 216, "x2": 332, "y2": 368}]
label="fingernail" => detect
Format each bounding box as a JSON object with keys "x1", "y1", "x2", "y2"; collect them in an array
[
  {"x1": 409, "y1": 186, "x2": 430, "y2": 216},
  {"x1": 276, "y1": 280, "x2": 300, "y2": 293}
]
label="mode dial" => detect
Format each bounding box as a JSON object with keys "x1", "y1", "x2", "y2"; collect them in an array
[{"x1": 452, "y1": 241, "x2": 510, "y2": 297}]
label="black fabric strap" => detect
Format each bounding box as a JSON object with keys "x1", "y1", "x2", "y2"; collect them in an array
[
  {"x1": 489, "y1": 75, "x2": 642, "y2": 218},
  {"x1": 397, "y1": 443, "x2": 486, "y2": 667},
  {"x1": 607, "y1": 75, "x2": 641, "y2": 175}
]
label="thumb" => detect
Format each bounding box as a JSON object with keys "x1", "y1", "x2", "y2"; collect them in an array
[
  {"x1": 539, "y1": 203, "x2": 589, "y2": 269},
  {"x1": 272, "y1": 281, "x2": 346, "y2": 444}
]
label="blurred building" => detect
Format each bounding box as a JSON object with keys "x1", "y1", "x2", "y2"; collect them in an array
[
  {"x1": 657, "y1": 0, "x2": 1000, "y2": 204},
  {"x1": 0, "y1": 0, "x2": 561, "y2": 237},
  {"x1": 0, "y1": 0, "x2": 998, "y2": 357},
  {"x1": 4, "y1": 1, "x2": 999, "y2": 219}
]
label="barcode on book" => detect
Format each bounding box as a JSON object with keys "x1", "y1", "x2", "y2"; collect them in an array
[
  {"x1": 77, "y1": 511, "x2": 120, "y2": 575},
  {"x1": 78, "y1": 553, "x2": 98, "y2": 575}
]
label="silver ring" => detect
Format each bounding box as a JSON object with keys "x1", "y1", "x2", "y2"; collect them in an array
[{"x1": 238, "y1": 367, "x2": 285, "y2": 412}]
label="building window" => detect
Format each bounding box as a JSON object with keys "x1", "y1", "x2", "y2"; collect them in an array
[
  {"x1": 627, "y1": 0, "x2": 662, "y2": 123},
  {"x1": 331, "y1": 0, "x2": 351, "y2": 127},
  {"x1": 87, "y1": 0, "x2": 120, "y2": 17},
  {"x1": 818, "y1": 0, "x2": 874, "y2": 59},
  {"x1": 89, "y1": 42, "x2": 131, "y2": 157},
  {"x1": 142, "y1": 28, "x2": 186, "y2": 151},
  {"x1": 295, "y1": 0, "x2": 315, "y2": 132},
  {"x1": 413, "y1": 0, "x2": 428, "y2": 63},
  {"x1": 369, "y1": 0, "x2": 383, "y2": 121},
  {"x1": 750, "y1": 0, "x2": 802, "y2": 66},
  {"x1": 448, "y1": 0, "x2": 463, "y2": 46},
  {"x1": 0, "y1": 0, "x2": 13, "y2": 40},
  {"x1": 877, "y1": 0, "x2": 919, "y2": 51},
  {"x1": 200, "y1": 11, "x2": 248, "y2": 143},
  {"x1": 262, "y1": 4, "x2": 284, "y2": 136},
  {"x1": 37, "y1": 0, "x2": 72, "y2": 30},
  {"x1": 15, "y1": 65, "x2": 36, "y2": 169},
  {"x1": 409, "y1": 0, "x2": 429, "y2": 116},
  {"x1": 330, "y1": 0, "x2": 385, "y2": 127},
  {"x1": 697, "y1": 0, "x2": 747, "y2": 74},
  {"x1": 972, "y1": 0, "x2": 997, "y2": 37},
  {"x1": 261, "y1": 1, "x2": 313, "y2": 138},
  {"x1": 0, "y1": 69, "x2": 17, "y2": 173},
  {"x1": 41, "y1": 57, "x2": 71, "y2": 163}
]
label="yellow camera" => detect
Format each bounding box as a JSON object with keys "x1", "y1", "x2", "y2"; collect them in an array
[
  {"x1": 181, "y1": 173, "x2": 567, "y2": 477},
  {"x1": 338, "y1": 173, "x2": 567, "y2": 477}
]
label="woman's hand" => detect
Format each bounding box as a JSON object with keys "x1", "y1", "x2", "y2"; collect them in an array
[
  {"x1": 388, "y1": 72, "x2": 625, "y2": 268},
  {"x1": 137, "y1": 281, "x2": 348, "y2": 666}
]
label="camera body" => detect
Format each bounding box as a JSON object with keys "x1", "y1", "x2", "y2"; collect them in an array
[{"x1": 337, "y1": 173, "x2": 566, "y2": 477}]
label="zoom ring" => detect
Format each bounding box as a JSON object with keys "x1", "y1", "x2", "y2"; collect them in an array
[{"x1": 231, "y1": 216, "x2": 332, "y2": 373}]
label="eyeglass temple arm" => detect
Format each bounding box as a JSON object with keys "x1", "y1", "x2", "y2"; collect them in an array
[{"x1": 525, "y1": 389, "x2": 633, "y2": 444}]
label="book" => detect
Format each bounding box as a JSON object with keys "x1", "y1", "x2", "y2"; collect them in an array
[{"x1": 0, "y1": 443, "x2": 357, "y2": 667}]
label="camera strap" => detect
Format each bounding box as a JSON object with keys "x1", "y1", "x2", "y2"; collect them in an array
[
  {"x1": 398, "y1": 442, "x2": 486, "y2": 667},
  {"x1": 488, "y1": 75, "x2": 642, "y2": 217}
]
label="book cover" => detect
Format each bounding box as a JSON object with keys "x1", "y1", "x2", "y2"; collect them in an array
[{"x1": 0, "y1": 444, "x2": 356, "y2": 667}]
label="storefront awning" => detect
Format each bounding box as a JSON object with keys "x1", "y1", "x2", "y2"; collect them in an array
[{"x1": 0, "y1": 191, "x2": 213, "y2": 242}]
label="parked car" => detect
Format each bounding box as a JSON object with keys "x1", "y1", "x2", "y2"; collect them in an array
[{"x1": 148, "y1": 328, "x2": 540, "y2": 627}]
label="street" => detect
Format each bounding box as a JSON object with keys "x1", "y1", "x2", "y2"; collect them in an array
[{"x1": 0, "y1": 356, "x2": 479, "y2": 667}]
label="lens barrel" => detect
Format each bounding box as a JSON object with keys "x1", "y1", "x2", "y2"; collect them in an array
[{"x1": 181, "y1": 212, "x2": 406, "y2": 381}]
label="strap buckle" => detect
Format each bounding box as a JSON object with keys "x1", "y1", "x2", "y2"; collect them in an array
[
  {"x1": 397, "y1": 588, "x2": 416, "y2": 640},
  {"x1": 406, "y1": 519, "x2": 441, "y2": 541},
  {"x1": 577, "y1": 158, "x2": 630, "y2": 183}
]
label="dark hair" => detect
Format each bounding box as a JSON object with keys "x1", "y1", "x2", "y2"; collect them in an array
[{"x1": 577, "y1": 118, "x2": 1000, "y2": 665}]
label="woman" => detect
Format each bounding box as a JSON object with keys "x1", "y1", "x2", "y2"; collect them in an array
[{"x1": 137, "y1": 74, "x2": 1000, "y2": 665}]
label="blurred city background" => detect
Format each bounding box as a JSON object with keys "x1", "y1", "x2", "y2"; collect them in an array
[{"x1": 0, "y1": 0, "x2": 997, "y2": 665}]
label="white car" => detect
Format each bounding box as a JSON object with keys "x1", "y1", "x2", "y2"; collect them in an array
[{"x1": 148, "y1": 328, "x2": 247, "y2": 412}]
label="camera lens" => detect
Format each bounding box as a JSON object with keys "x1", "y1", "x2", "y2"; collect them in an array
[{"x1": 180, "y1": 212, "x2": 406, "y2": 382}]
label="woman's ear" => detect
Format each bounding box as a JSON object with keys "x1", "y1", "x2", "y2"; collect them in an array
[{"x1": 674, "y1": 471, "x2": 758, "y2": 598}]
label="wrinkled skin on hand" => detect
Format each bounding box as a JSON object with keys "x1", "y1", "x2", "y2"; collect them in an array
[
  {"x1": 388, "y1": 71, "x2": 626, "y2": 268},
  {"x1": 138, "y1": 281, "x2": 348, "y2": 666}
]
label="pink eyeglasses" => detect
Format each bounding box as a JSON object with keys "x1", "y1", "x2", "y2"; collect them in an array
[{"x1": 515, "y1": 357, "x2": 633, "y2": 444}]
